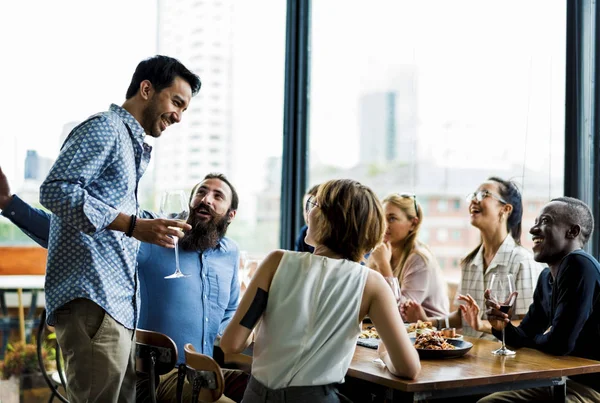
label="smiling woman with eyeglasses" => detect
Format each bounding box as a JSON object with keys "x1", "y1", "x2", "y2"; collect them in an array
[
  {"x1": 367, "y1": 193, "x2": 449, "y2": 320},
  {"x1": 402, "y1": 177, "x2": 543, "y2": 340}
]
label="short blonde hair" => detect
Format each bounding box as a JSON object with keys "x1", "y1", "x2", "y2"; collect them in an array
[{"x1": 310, "y1": 179, "x2": 385, "y2": 262}]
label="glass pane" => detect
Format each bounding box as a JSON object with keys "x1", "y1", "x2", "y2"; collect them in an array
[
  {"x1": 0, "y1": 0, "x2": 157, "y2": 245},
  {"x1": 146, "y1": 0, "x2": 286, "y2": 258},
  {"x1": 309, "y1": 0, "x2": 566, "y2": 281},
  {"x1": 0, "y1": 0, "x2": 286, "y2": 257}
]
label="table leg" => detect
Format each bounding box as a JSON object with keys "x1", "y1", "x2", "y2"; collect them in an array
[
  {"x1": 552, "y1": 378, "x2": 566, "y2": 402},
  {"x1": 17, "y1": 288, "x2": 25, "y2": 344}
]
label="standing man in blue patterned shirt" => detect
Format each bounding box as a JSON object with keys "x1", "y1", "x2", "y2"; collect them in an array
[{"x1": 38, "y1": 56, "x2": 201, "y2": 403}]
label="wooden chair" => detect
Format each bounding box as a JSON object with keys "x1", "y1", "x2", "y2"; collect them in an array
[
  {"x1": 176, "y1": 343, "x2": 225, "y2": 403},
  {"x1": 135, "y1": 328, "x2": 179, "y2": 403}
]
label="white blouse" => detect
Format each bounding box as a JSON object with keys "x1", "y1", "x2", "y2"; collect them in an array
[{"x1": 251, "y1": 251, "x2": 369, "y2": 389}]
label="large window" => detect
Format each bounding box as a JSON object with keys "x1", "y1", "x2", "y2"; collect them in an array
[
  {"x1": 308, "y1": 1, "x2": 566, "y2": 280},
  {"x1": 0, "y1": 1, "x2": 287, "y2": 258}
]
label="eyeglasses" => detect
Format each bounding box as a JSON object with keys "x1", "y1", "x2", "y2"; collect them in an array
[
  {"x1": 305, "y1": 195, "x2": 319, "y2": 214},
  {"x1": 466, "y1": 189, "x2": 508, "y2": 205},
  {"x1": 398, "y1": 193, "x2": 419, "y2": 216}
]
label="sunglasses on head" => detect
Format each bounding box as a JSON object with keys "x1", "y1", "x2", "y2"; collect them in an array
[{"x1": 397, "y1": 193, "x2": 418, "y2": 216}]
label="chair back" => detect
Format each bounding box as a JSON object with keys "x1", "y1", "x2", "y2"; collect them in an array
[
  {"x1": 183, "y1": 343, "x2": 225, "y2": 402},
  {"x1": 135, "y1": 328, "x2": 178, "y2": 376}
]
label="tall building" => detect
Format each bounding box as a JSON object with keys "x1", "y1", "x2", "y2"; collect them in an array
[
  {"x1": 153, "y1": 0, "x2": 234, "y2": 195},
  {"x1": 359, "y1": 67, "x2": 418, "y2": 165},
  {"x1": 23, "y1": 150, "x2": 53, "y2": 182}
]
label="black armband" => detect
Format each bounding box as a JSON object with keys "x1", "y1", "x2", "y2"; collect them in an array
[{"x1": 240, "y1": 288, "x2": 268, "y2": 329}]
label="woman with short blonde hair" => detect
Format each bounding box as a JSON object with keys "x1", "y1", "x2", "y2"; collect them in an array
[{"x1": 221, "y1": 179, "x2": 420, "y2": 403}]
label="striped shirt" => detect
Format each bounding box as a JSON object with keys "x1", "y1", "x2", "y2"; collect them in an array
[{"x1": 458, "y1": 235, "x2": 543, "y2": 338}]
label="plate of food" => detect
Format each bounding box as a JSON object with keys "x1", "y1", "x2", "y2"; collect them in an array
[
  {"x1": 357, "y1": 326, "x2": 380, "y2": 349},
  {"x1": 406, "y1": 320, "x2": 436, "y2": 333},
  {"x1": 411, "y1": 331, "x2": 473, "y2": 359}
]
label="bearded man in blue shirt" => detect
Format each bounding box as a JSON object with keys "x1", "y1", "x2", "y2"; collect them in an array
[
  {"x1": 0, "y1": 169, "x2": 247, "y2": 402},
  {"x1": 21, "y1": 56, "x2": 201, "y2": 403}
]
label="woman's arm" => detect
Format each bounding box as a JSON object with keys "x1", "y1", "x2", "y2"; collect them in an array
[
  {"x1": 399, "y1": 253, "x2": 430, "y2": 304},
  {"x1": 366, "y1": 271, "x2": 421, "y2": 379},
  {"x1": 367, "y1": 242, "x2": 394, "y2": 277},
  {"x1": 220, "y1": 250, "x2": 283, "y2": 354}
]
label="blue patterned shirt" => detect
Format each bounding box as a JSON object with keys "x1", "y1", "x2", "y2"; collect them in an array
[{"x1": 39, "y1": 104, "x2": 152, "y2": 329}]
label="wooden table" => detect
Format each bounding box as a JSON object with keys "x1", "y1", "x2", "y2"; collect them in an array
[
  {"x1": 348, "y1": 337, "x2": 600, "y2": 402},
  {"x1": 0, "y1": 275, "x2": 45, "y2": 343}
]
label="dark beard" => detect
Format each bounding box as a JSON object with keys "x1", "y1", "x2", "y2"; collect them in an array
[
  {"x1": 141, "y1": 96, "x2": 160, "y2": 137},
  {"x1": 180, "y1": 207, "x2": 230, "y2": 252}
]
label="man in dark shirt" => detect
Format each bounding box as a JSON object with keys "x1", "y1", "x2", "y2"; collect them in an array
[{"x1": 479, "y1": 197, "x2": 600, "y2": 402}]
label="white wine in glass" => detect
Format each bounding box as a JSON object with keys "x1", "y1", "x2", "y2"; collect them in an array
[{"x1": 160, "y1": 190, "x2": 190, "y2": 279}]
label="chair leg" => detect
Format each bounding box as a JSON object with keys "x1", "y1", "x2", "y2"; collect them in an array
[
  {"x1": 149, "y1": 351, "x2": 157, "y2": 403},
  {"x1": 191, "y1": 375, "x2": 202, "y2": 403},
  {"x1": 176, "y1": 364, "x2": 187, "y2": 403}
]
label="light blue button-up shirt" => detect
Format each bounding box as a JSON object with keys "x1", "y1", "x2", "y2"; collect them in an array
[
  {"x1": 137, "y1": 240, "x2": 240, "y2": 362},
  {"x1": 39, "y1": 104, "x2": 152, "y2": 329}
]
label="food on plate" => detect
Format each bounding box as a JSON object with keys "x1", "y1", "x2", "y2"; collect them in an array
[
  {"x1": 407, "y1": 320, "x2": 434, "y2": 333},
  {"x1": 359, "y1": 326, "x2": 379, "y2": 339},
  {"x1": 414, "y1": 331, "x2": 456, "y2": 350}
]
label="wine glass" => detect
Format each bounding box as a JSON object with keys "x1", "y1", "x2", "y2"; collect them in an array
[
  {"x1": 384, "y1": 277, "x2": 402, "y2": 305},
  {"x1": 160, "y1": 190, "x2": 190, "y2": 279},
  {"x1": 488, "y1": 273, "x2": 516, "y2": 356}
]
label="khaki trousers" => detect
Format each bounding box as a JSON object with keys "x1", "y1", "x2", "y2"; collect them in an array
[
  {"x1": 136, "y1": 368, "x2": 249, "y2": 403},
  {"x1": 54, "y1": 298, "x2": 136, "y2": 403},
  {"x1": 477, "y1": 379, "x2": 600, "y2": 403}
]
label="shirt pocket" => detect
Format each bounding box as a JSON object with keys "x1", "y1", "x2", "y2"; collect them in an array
[{"x1": 208, "y1": 273, "x2": 231, "y2": 310}]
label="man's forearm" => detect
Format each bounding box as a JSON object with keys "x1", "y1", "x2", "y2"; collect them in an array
[
  {"x1": 1, "y1": 195, "x2": 51, "y2": 248},
  {"x1": 107, "y1": 213, "x2": 133, "y2": 233}
]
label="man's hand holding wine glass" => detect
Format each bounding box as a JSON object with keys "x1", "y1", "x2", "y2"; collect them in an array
[
  {"x1": 484, "y1": 289, "x2": 519, "y2": 332},
  {"x1": 132, "y1": 218, "x2": 191, "y2": 248}
]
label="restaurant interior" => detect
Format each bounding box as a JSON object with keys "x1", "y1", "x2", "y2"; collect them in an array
[{"x1": 1, "y1": 1, "x2": 600, "y2": 402}]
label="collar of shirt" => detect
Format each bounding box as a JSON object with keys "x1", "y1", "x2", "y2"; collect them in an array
[
  {"x1": 471, "y1": 235, "x2": 516, "y2": 273},
  {"x1": 109, "y1": 103, "x2": 146, "y2": 143},
  {"x1": 200, "y1": 237, "x2": 230, "y2": 254}
]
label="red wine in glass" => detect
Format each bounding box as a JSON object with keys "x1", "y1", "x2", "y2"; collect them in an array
[{"x1": 488, "y1": 273, "x2": 516, "y2": 356}]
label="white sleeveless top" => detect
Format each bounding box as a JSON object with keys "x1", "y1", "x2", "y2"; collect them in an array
[{"x1": 251, "y1": 251, "x2": 369, "y2": 389}]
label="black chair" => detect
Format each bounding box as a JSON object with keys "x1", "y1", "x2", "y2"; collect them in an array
[
  {"x1": 176, "y1": 343, "x2": 225, "y2": 403},
  {"x1": 36, "y1": 309, "x2": 68, "y2": 403}
]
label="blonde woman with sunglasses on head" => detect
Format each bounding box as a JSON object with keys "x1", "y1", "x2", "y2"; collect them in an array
[
  {"x1": 367, "y1": 193, "x2": 449, "y2": 320},
  {"x1": 402, "y1": 177, "x2": 543, "y2": 339}
]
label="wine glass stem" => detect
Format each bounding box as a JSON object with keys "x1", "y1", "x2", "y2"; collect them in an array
[
  {"x1": 173, "y1": 236, "x2": 182, "y2": 274},
  {"x1": 501, "y1": 328, "x2": 506, "y2": 350}
]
